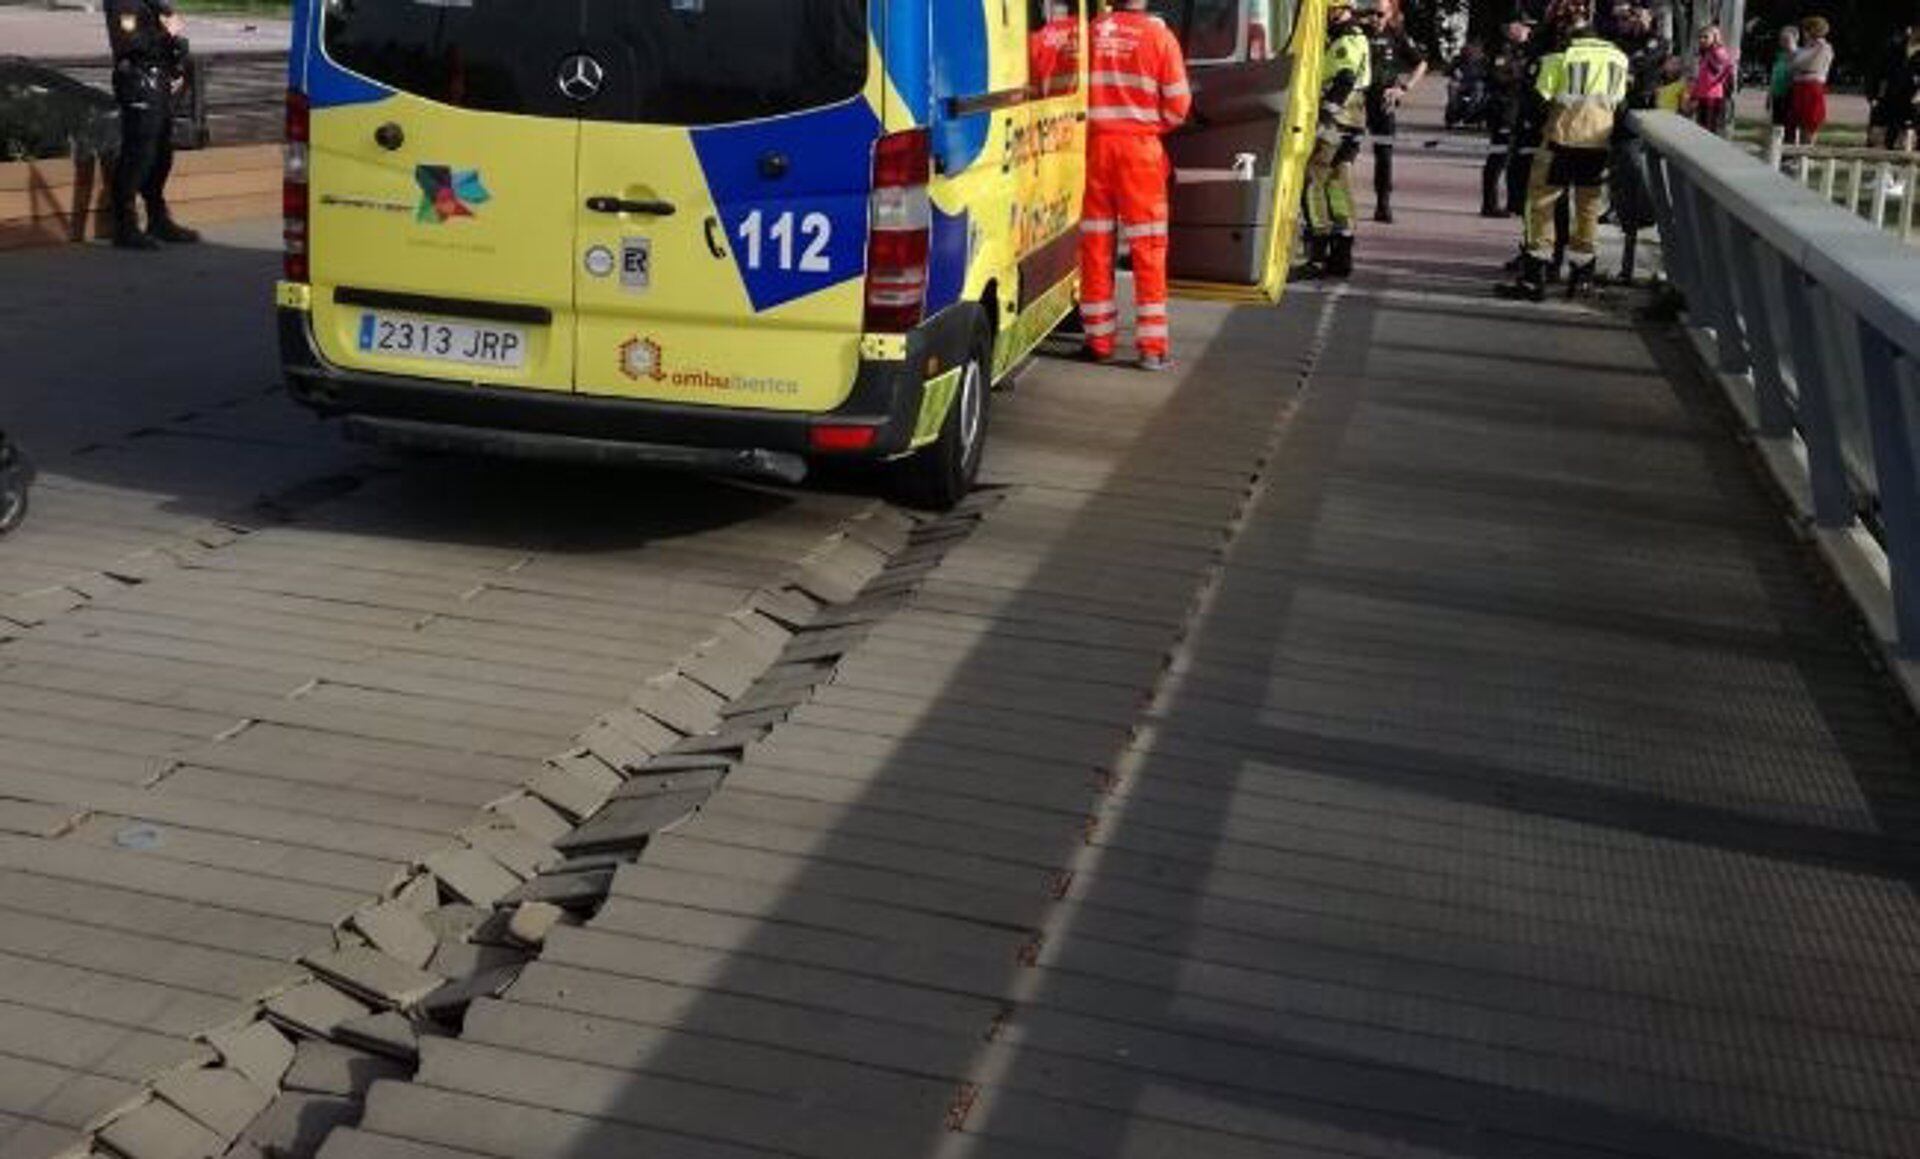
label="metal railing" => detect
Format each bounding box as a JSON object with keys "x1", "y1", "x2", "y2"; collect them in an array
[
  {"x1": 29, "y1": 48, "x2": 285, "y2": 148},
  {"x1": 1763, "y1": 130, "x2": 1919, "y2": 243},
  {"x1": 1634, "y1": 110, "x2": 1920, "y2": 656}
]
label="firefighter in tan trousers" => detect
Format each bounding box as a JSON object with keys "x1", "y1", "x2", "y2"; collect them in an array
[{"x1": 1499, "y1": 0, "x2": 1628, "y2": 300}]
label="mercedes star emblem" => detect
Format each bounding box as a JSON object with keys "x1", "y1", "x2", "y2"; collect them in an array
[{"x1": 557, "y1": 53, "x2": 605, "y2": 102}]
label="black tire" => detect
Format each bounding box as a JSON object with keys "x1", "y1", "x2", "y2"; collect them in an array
[
  {"x1": 891, "y1": 322, "x2": 990, "y2": 511},
  {"x1": 0, "y1": 438, "x2": 28, "y2": 536},
  {"x1": 0, "y1": 481, "x2": 27, "y2": 537}
]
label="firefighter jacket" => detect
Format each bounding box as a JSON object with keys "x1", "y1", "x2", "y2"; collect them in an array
[
  {"x1": 1536, "y1": 33, "x2": 1629, "y2": 148},
  {"x1": 1323, "y1": 26, "x2": 1373, "y2": 130}
]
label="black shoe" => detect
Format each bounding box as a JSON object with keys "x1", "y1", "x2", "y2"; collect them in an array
[
  {"x1": 1373, "y1": 205, "x2": 1394, "y2": 224},
  {"x1": 147, "y1": 218, "x2": 201, "y2": 244},
  {"x1": 114, "y1": 230, "x2": 160, "y2": 251},
  {"x1": 1494, "y1": 278, "x2": 1548, "y2": 302},
  {"x1": 1326, "y1": 235, "x2": 1355, "y2": 278},
  {"x1": 1480, "y1": 204, "x2": 1505, "y2": 218},
  {"x1": 1566, "y1": 259, "x2": 1598, "y2": 300},
  {"x1": 1495, "y1": 254, "x2": 1548, "y2": 302}
]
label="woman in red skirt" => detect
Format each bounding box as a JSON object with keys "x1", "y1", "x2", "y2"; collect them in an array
[{"x1": 1787, "y1": 16, "x2": 1834, "y2": 144}]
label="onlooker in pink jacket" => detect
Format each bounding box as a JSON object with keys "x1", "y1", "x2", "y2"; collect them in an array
[{"x1": 1691, "y1": 25, "x2": 1735, "y2": 133}]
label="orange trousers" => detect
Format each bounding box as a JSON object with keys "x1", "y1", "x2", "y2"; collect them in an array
[{"x1": 1079, "y1": 132, "x2": 1172, "y2": 358}]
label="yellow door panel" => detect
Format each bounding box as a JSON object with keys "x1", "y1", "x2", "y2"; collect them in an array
[
  {"x1": 572, "y1": 106, "x2": 875, "y2": 411},
  {"x1": 307, "y1": 96, "x2": 579, "y2": 392}
]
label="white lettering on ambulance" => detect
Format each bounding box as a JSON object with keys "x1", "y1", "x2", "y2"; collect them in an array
[{"x1": 738, "y1": 210, "x2": 833, "y2": 274}]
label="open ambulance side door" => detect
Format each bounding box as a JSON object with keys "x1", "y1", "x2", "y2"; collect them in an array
[{"x1": 1155, "y1": 0, "x2": 1327, "y2": 302}]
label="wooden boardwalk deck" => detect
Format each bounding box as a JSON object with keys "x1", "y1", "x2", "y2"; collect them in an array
[
  {"x1": 314, "y1": 141, "x2": 1920, "y2": 1159},
  {"x1": 0, "y1": 224, "x2": 873, "y2": 1159}
]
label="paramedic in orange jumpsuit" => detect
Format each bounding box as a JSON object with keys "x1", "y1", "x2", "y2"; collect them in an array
[
  {"x1": 1078, "y1": 0, "x2": 1191, "y2": 370},
  {"x1": 1029, "y1": 1, "x2": 1080, "y2": 97}
]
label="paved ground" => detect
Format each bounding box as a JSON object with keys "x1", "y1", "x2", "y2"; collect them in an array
[
  {"x1": 313, "y1": 107, "x2": 1920, "y2": 1159},
  {"x1": 0, "y1": 221, "x2": 873, "y2": 1158},
  {"x1": 3, "y1": 94, "x2": 1918, "y2": 1159}
]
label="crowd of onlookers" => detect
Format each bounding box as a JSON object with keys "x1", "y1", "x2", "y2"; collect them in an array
[
  {"x1": 1866, "y1": 14, "x2": 1920, "y2": 151},
  {"x1": 1451, "y1": 7, "x2": 1920, "y2": 152}
]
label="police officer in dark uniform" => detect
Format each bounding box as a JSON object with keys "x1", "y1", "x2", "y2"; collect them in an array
[
  {"x1": 1605, "y1": 2, "x2": 1663, "y2": 279},
  {"x1": 1361, "y1": 0, "x2": 1426, "y2": 224},
  {"x1": 1481, "y1": 19, "x2": 1533, "y2": 217},
  {"x1": 105, "y1": 0, "x2": 200, "y2": 250},
  {"x1": 1501, "y1": 1, "x2": 1571, "y2": 280}
]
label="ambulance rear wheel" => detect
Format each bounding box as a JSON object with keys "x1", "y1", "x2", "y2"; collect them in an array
[
  {"x1": 0, "y1": 438, "x2": 28, "y2": 537},
  {"x1": 893, "y1": 326, "x2": 989, "y2": 512},
  {"x1": 0, "y1": 481, "x2": 26, "y2": 537}
]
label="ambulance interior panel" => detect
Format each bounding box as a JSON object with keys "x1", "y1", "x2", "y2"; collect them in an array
[{"x1": 1155, "y1": 0, "x2": 1304, "y2": 285}]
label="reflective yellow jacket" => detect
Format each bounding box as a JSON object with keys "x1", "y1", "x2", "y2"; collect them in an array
[
  {"x1": 1537, "y1": 34, "x2": 1630, "y2": 148},
  {"x1": 1324, "y1": 27, "x2": 1372, "y2": 128}
]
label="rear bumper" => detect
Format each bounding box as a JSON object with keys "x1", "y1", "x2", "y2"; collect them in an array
[
  {"x1": 279, "y1": 305, "x2": 972, "y2": 467},
  {"x1": 341, "y1": 415, "x2": 811, "y2": 484}
]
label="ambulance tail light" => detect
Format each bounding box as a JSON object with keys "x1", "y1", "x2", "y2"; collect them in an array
[
  {"x1": 283, "y1": 90, "x2": 310, "y2": 283},
  {"x1": 864, "y1": 129, "x2": 931, "y2": 334}
]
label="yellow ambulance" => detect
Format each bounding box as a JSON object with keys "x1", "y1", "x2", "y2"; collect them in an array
[{"x1": 276, "y1": 0, "x2": 1322, "y2": 508}]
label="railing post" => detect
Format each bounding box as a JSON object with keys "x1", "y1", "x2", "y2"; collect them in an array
[
  {"x1": 1856, "y1": 326, "x2": 1920, "y2": 655},
  {"x1": 1904, "y1": 164, "x2": 1918, "y2": 243},
  {"x1": 1724, "y1": 226, "x2": 1791, "y2": 437},
  {"x1": 1680, "y1": 180, "x2": 1748, "y2": 373},
  {"x1": 1643, "y1": 151, "x2": 1689, "y2": 293},
  {"x1": 1766, "y1": 127, "x2": 1784, "y2": 169},
  {"x1": 1777, "y1": 270, "x2": 1856, "y2": 528},
  {"x1": 1871, "y1": 160, "x2": 1891, "y2": 231},
  {"x1": 1665, "y1": 165, "x2": 1716, "y2": 315}
]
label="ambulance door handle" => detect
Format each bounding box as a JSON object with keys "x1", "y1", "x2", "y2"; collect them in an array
[
  {"x1": 586, "y1": 196, "x2": 677, "y2": 216},
  {"x1": 704, "y1": 216, "x2": 728, "y2": 260}
]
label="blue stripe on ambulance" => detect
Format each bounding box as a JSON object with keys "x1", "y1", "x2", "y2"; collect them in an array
[
  {"x1": 928, "y1": 0, "x2": 990, "y2": 172},
  {"x1": 288, "y1": 0, "x2": 388, "y2": 107},
  {"x1": 927, "y1": 207, "x2": 969, "y2": 315},
  {"x1": 688, "y1": 100, "x2": 881, "y2": 313}
]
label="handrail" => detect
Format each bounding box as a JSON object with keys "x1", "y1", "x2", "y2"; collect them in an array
[
  {"x1": 1757, "y1": 128, "x2": 1919, "y2": 242},
  {"x1": 12, "y1": 48, "x2": 286, "y2": 69},
  {"x1": 1774, "y1": 144, "x2": 1918, "y2": 163},
  {"x1": 7, "y1": 49, "x2": 287, "y2": 149},
  {"x1": 1631, "y1": 110, "x2": 1920, "y2": 655}
]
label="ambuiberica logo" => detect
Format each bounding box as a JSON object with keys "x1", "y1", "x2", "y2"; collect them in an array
[
  {"x1": 616, "y1": 336, "x2": 799, "y2": 396},
  {"x1": 414, "y1": 166, "x2": 491, "y2": 223}
]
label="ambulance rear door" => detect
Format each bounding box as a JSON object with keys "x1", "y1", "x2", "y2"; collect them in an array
[
  {"x1": 1154, "y1": 0, "x2": 1325, "y2": 302},
  {"x1": 568, "y1": 0, "x2": 878, "y2": 413},
  {"x1": 304, "y1": 0, "x2": 585, "y2": 393}
]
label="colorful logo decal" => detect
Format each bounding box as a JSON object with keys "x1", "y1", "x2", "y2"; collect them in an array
[
  {"x1": 619, "y1": 336, "x2": 665, "y2": 383},
  {"x1": 414, "y1": 166, "x2": 490, "y2": 223}
]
